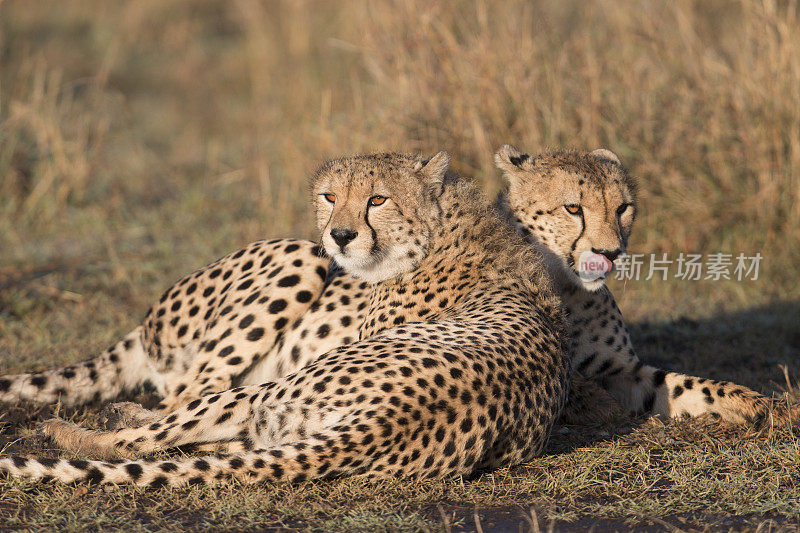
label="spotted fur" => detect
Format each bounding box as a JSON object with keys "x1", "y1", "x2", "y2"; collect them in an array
[
  {"x1": 0, "y1": 152, "x2": 570, "y2": 486},
  {"x1": 494, "y1": 144, "x2": 797, "y2": 424},
  {"x1": 1, "y1": 147, "x2": 793, "y2": 433},
  {"x1": 0, "y1": 239, "x2": 363, "y2": 416}
]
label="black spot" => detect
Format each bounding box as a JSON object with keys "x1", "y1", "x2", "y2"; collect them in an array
[
  {"x1": 278, "y1": 275, "x2": 300, "y2": 288},
  {"x1": 193, "y1": 459, "x2": 210, "y2": 471},
  {"x1": 443, "y1": 440, "x2": 456, "y2": 456},
  {"x1": 268, "y1": 299, "x2": 288, "y2": 314},
  {"x1": 246, "y1": 328, "x2": 265, "y2": 342},
  {"x1": 79, "y1": 467, "x2": 104, "y2": 485},
  {"x1": 150, "y1": 475, "x2": 168, "y2": 488},
  {"x1": 296, "y1": 290, "x2": 313, "y2": 303},
  {"x1": 218, "y1": 346, "x2": 234, "y2": 358},
  {"x1": 239, "y1": 315, "x2": 255, "y2": 329},
  {"x1": 125, "y1": 463, "x2": 144, "y2": 480},
  {"x1": 68, "y1": 459, "x2": 89, "y2": 470}
]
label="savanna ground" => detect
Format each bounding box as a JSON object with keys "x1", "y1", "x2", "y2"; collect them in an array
[{"x1": 1, "y1": 1, "x2": 799, "y2": 531}]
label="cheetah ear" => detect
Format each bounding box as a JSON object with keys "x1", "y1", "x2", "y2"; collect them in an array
[
  {"x1": 494, "y1": 144, "x2": 532, "y2": 176},
  {"x1": 590, "y1": 148, "x2": 621, "y2": 166},
  {"x1": 414, "y1": 151, "x2": 450, "y2": 198},
  {"x1": 415, "y1": 151, "x2": 450, "y2": 184}
]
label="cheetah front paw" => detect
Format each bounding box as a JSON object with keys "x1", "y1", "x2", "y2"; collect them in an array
[
  {"x1": 100, "y1": 401, "x2": 160, "y2": 430},
  {"x1": 37, "y1": 418, "x2": 88, "y2": 451},
  {"x1": 37, "y1": 418, "x2": 128, "y2": 459}
]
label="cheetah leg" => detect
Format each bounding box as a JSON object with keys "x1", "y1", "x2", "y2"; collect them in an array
[
  {"x1": 584, "y1": 356, "x2": 799, "y2": 426},
  {"x1": 36, "y1": 385, "x2": 268, "y2": 459},
  {"x1": 566, "y1": 287, "x2": 799, "y2": 426},
  {"x1": 100, "y1": 402, "x2": 161, "y2": 429},
  {"x1": 647, "y1": 368, "x2": 799, "y2": 426},
  {"x1": 0, "y1": 328, "x2": 152, "y2": 407},
  {"x1": 37, "y1": 383, "x2": 350, "y2": 459}
]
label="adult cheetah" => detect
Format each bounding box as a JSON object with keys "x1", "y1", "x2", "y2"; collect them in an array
[
  {"x1": 0, "y1": 148, "x2": 793, "y2": 427},
  {"x1": 0, "y1": 151, "x2": 571, "y2": 485},
  {"x1": 493, "y1": 145, "x2": 797, "y2": 425}
]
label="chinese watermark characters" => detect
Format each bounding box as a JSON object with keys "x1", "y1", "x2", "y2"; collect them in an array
[{"x1": 612, "y1": 253, "x2": 762, "y2": 281}]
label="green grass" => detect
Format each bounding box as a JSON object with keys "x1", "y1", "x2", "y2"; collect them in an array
[{"x1": 1, "y1": 0, "x2": 800, "y2": 530}]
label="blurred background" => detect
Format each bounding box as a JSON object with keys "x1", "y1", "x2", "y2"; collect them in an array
[{"x1": 1, "y1": 1, "x2": 798, "y2": 384}]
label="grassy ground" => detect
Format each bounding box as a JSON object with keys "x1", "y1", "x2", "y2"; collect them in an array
[{"x1": 1, "y1": 0, "x2": 799, "y2": 530}]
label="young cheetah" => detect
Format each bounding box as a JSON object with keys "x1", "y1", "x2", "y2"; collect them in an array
[{"x1": 0, "y1": 151, "x2": 571, "y2": 485}]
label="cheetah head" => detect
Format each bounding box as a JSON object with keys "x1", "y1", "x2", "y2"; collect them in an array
[
  {"x1": 494, "y1": 145, "x2": 637, "y2": 292},
  {"x1": 313, "y1": 151, "x2": 450, "y2": 283}
]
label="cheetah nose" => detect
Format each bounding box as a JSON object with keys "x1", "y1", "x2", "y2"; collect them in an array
[
  {"x1": 592, "y1": 248, "x2": 623, "y2": 262},
  {"x1": 331, "y1": 228, "x2": 358, "y2": 248}
]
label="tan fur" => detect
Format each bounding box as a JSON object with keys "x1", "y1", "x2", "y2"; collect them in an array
[
  {"x1": 494, "y1": 145, "x2": 799, "y2": 425},
  {"x1": 1, "y1": 153, "x2": 571, "y2": 486},
  {"x1": 1, "y1": 144, "x2": 794, "y2": 469}
]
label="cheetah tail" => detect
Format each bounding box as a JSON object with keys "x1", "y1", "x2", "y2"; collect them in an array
[
  {"x1": 0, "y1": 327, "x2": 150, "y2": 407},
  {"x1": 0, "y1": 439, "x2": 352, "y2": 487}
]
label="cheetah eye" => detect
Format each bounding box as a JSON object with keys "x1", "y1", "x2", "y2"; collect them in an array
[
  {"x1": 368, "y1": 196, "x2": 387, "y2": 207},
  {"x1": 616, "y1": 203, "x2": 631, "y2": 216},
  {"x1": 323, "y1": 193, "x2": 336, "y2": 204},
  {"x1": 564, "y1": 204, "x2": 582, "y2": 215}
]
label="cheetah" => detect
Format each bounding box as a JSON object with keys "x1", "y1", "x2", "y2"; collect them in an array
[
  {"x1": 0, "y1": 151, "x2": 571, "y2": 485},
  {"x1": 0, "y1": 147, "x2": 793, "y2": 428},
  {"x1": 493, "y1": 144, "x2": 797, "y2": 424}
]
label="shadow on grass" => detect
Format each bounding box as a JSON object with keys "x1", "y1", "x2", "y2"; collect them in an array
[{"x1": 629, "y1": 300, "x2": 800, "y2": 393}]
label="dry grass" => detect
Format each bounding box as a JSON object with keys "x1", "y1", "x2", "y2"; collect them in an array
[
  {"x1": 1, "y1": 1, "x2": 798, "y2": 313},
  {"x1": 1, "y1": 0, "x2": 800, "y2": 530}
]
